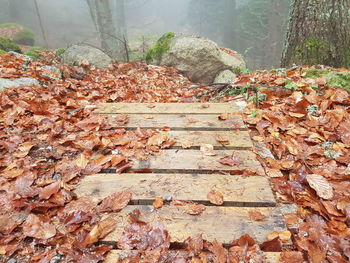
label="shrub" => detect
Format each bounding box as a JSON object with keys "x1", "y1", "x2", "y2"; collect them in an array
[
  {"x1": 0, "y1": 37, "x2": 21, "y2": 53},
  {"x1": 56, "y1": 48, "x2": 65, "y2": 57},
  {"x1": 13, "y1": 28, "x2": 35, "y2": 46},
  {"x1": 0, "y1": 49, "x2": 6, "y2": 54},
  {"x1": 25, "y1": 50, "x2": 40, "y2": 59}
]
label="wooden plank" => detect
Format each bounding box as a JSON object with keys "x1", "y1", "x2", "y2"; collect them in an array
[
  {"x1": 106, "y1": 114, "x2": 246, "y2": 130},
  {"x1": 168, "y1": 130, "x2": 253, "y2": 148},
  {"x1": 96, "y1": 103, "x2": 245, "y2": 114},
  {"x1": 103, "y1": 251, "x2": 281, "y2": 263},
  {"x1": 130, "y1": 150, "x2": 263, "y2": 173},
  {"x1": 103, "y1": 205, "x2": 287, "y2": 244},
  {"x1": 75, "y1": 173, "x2": 276, "y2": 205}
]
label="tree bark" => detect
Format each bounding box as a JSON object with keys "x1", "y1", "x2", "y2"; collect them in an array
[
  {"x1": 86, "y1": 0, "x2": 123, "y2": 59},
  {"x1": 281, "y1": 0, "x2": 350, "y2": 68}
]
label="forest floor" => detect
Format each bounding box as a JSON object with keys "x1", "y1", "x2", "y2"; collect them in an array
[{"x1": 0, "y1": 51, "x2": 349, "y2": 263}]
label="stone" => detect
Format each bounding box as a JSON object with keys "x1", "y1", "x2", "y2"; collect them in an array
[
  {"x1": 148, "y1": 33, "x2": 246, "y2": 83},
  {"x1": 41, "y1": 65, "x2": 62, "y2": 80},
  {"x1": 214, "y1": 70, "x2": 237, "y2": 83},
  {"x1": 61, "y1": 45, "x2": 112, "y2": 68},
  {"x1": 0, "y1": 77, "x2": 40, "y2": 91}
]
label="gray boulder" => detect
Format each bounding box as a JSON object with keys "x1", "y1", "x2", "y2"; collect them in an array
[
  {"x1": 0, "y1": 77, "x2": 40, "y2": 91},
  {"x1": 214, "y1": 70, "x2": 237, "y2": 83},
  {"x1": 61, "y1": 45, "x2": 112, "y2": 69},
  {"x1": 148, "y1": 33, "x2": 246, "y2": 83}
]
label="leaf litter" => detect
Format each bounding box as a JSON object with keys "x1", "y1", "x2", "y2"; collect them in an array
[{"x1": 0, "y1": 52, "x2": 349, "y2": 262}]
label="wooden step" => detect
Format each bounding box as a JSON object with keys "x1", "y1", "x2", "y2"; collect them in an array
[
  {"x1": 75, "y1": 173, "x2": 276, "y2": 206},
  {"x1": 101, "y1": 205, "x2": 286, "y2": 244},
  {"x1": 169, "y1": 130, "x2": 253, "y2": 148},
  {"x1": 96, "y1": 102, "x2": 245, "y2": 114},
  {"x1": 129, "y1": 149, "x2": 263, "y2": 173},
  {"x1": 106, "y1": 113, "x2": 246, "y2": 130},
  {"x1": 103, "y1": 250, "x2": 281, "y2": 263}
]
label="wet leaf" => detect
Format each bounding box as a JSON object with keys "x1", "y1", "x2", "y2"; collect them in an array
[
  {"x1": 83, "y1": 217, "x2": 117, "y2": 246},
  {"x1": 153, "y1": 197, "x2": 164, "y2": 209},
  {"x1": 207, "y1": 190, "x2": 224, "y2": 205},
  {"x1": 248, "y1": 210, "x2": 266, "y2": 221},
  {"x1": 306, "y1": 174, "x2": 333, "y2": 200},
  {"x1": 186, "y1": 204, "x2": 206, "y2": 215},
  {"x1": 99, "y1": 191, "x2": 132, "y2": 212},
  {"x1": 218, "y1": 153, "x2": 241, "y2": 166},
  {"x1": 22, "y1": 214, "x2": 56, "y2": 240}
]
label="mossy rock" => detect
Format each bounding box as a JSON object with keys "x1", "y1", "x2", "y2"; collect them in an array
[
  {"x1": 55, "y1": 48, "x2": 66, "y2": 57},
  {"x1": 0, "y1": 49, "x2": 6, "y2": 54},
  {"x1": 25, "y1": 50, "x2": 40, "y2": 59},
  {"x1": 13, "y1": 28, "x2": 35, "y2": 46},
  {"x1": 326, "y1": 72, "x2": 350, "y2": 92},
  {"x1": 146, "y1": 32, "x2": 175, "y2": 64},
  {"x1": 303, "y1": 68, "x2": 330, "y2": 78},
  {"x1": 0, "y1": 37, "x2": 21, "y2": 53}
]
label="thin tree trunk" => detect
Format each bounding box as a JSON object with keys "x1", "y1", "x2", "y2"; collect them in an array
[
  {"x1": 223, "y1": 0, "x2": 237, "y2": 49},
  {"x1": 281, "y1": 0, "x2": 350, "y2": 68},
  {"x1": 33, "y1": 0, "x2": 49, "y2": 48}
]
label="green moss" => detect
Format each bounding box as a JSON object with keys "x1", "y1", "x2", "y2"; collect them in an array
[
  {"x1": 146, "y1": 32, "x2": 175, "y2": 64},
  {"x1": 13, "y1": 28, "x2": 35, "y2": 46},
  {"x1": 303, "y1": 69, "x2": 330, "y2": 78},
  {"x1": 0, "y1": 49, "x2": 6, "y2": 54},
  {"x1": 292, "y1": 37, "x2": 330, "y2": 66},
  {"x1": 327, "y1": 72, "x2": 350, "y2": 91},
  {"x1": 56, "y1": 48, "x2": 66, "y2": 57},
  {"x1": 28, "y1": 46, "x2": 48, "y2": 53},
  {"x1": 25, "y1": 50, "x2": 40, "y2": 59},
  {"x1": 0, "y1": 37, "x2": 21, "y2": 53},
  {"x1": 0, "y1": 23, "x2": 22, "y2": 29}
]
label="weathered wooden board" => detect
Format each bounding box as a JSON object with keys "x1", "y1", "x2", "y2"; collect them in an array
[
  {"x1": 103, "y1": 205, "x2": 286, "y2": 244},
  {"x1": 106, "y1": 114, "x2": 246, "y2": 130},
  {"x1": 96, "y1": 103, "x2": 245, "y2": 114},
  {"x1": 75, "y1": 173, "x2": 275, "y2": 205},
  {"x1": 168, "y1": 130, "x2": 253, "y2": 148},
  {"x1": 103, "y1": 250, "x2": 281, "y2": 263},
  {"x1": 130, "y1": 149, "x2": 263, "y2": 172}
]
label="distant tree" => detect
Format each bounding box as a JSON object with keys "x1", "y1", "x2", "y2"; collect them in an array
[
  {"x1": 86, "y1": 0, "x2": 126, "y2": 60},
  {"x1": 282, "y1": 0, "x2": 350, "y2": 68}
]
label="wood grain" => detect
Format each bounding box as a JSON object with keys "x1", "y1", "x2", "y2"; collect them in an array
[
  {"x1": 96, "y1": 103, "x2": 245, "y2": 114},
  {"x1": 102, "y1": 205, "x2": 286, "y2": 244},
  {"x1": 75, "y1": 173, "x2": 275, "y2": 205}
]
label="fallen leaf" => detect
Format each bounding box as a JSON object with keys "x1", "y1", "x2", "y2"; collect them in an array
[
  {"x1": 267, "y1": 230, "x2": 291, "y2": 243},
  {"x1": 283, "y1": 213, "x2": 299, "y2": 227},
  {"x1": 216, "y1": 134, "x2": 230, "y2": 145},
  {"x1": 147, "y1": 133, "x2": 168, "y2": 146},
  {"x1": 39, "y1": 181, "x2": 61, "y2": 200},
  {"x1": 207, "y1": 190, "x2": 224, "y2": 205},
  {"x1": 75, "y1": 153, "x2": 89, "y2": 169},
  {"x1": 153, "y1": 197, "x2": 164, "y2": 209},
  {"x1": 306, "y1": 174, "x2": 333, "y2": 200},
  {"x1": 200, "y1": 144, "x2": 217, "y2": 156},
  {"x1": 144, "y1": 115, "x2": 154, "y2": 119},
  {"x1": 186, "y1": 204, "x2": 206, "y2": 215},
  {"x1": 260, "y1": 237, "x2": 282, "y2": 252},
  {"x1": 181, "y1": 139, "x2": 194, "y2": 149},
  {"x1": 218, "y1": 113, "x2": 228, "y2": 120},
  {"x1": 99, "y1": 191, "x2": 132, "y2": 212},
  {"x1": 83, "y1": 217, "x2": 117, "y2": 246},
  {"x1": 218, "y1": 153, "x2": 240, "y2": 166},
  {"x1": 22, "y1": 214, "x2": 56, "y2": 240},
  {"x1": 14, "y1": 141, "x2": 36, "y2": 158},
  {"x1": 249, "y1": 210, "x2": 266, "y2": 221}
]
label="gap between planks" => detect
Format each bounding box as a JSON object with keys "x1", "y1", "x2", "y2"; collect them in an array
[
  {"x1": 96, "y1": 103, "x2": 246, "y2": 114},
  {"x1": 75, "y1": 173, "x2": 276, "y2": 206},
  {"x1": 101, "y1": 205, "x2": 286, "y2": 245}
]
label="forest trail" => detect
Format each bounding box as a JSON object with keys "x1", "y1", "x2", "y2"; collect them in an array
[{"x1": 76, "y1": 103, "x2": 288, "y2": 262}]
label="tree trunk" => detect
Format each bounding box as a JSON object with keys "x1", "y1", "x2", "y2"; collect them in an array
[
  {"x1": 281, "y1": 0, "x2": 350, "y2": 68},
  {"x1": 115, "y1": 0, "x2": 127, "y2": 40},
  {"x1": 223, "y1": 0, "x2": 237, "y2": 49},
  {"x1": 86, "y1": 0, "x2": 123, "y2": 59}
]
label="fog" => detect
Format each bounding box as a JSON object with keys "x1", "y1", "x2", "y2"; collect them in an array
[{"x1": 0, "y1": 0, "x2": 291, "y2": 69}]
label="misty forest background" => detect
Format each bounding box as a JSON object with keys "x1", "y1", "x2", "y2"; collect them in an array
[{"x1": 0, "y1": 0, "x2": 291, "y2": 70}]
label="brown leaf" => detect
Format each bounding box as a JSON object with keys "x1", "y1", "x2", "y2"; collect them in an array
[
  {"x1": 218, "y1": 153, "x2": 241, "y2": 166},
  {"x1": 248, "y1": 210, "x2": 266, "y2": 221},
  {"x1": 186, "y1": 204, "x2": 206, "y2": 215},
  {"x1": 283, "y1": 213, "x2": 299, "y2": 227},
  {"x1": 99, "y1": 191, "x2": 132, "y2": 212},
  {"x1": 280, "y1": 251, "x2": 305, "y2": 263},
  {"x1": 14, "y1": 141, "x2": 36, "y2": 158},
  {"x1": 218, "y1": 113, "x2": 228, "y2": 120},
  {"x1": 216, "y1": 134, "x2": 230, "y2": 145},
  {"x1": 267, "y1": 230, "x2": 291, "y2": 243},
  {"x1": 39, "y1": 181, "x2": 61, "y2": 200},
  {"x1": 83, "y1": 217, "x2": 117, "y2": 246},
  {"x1": 153, "y1": 197, "x2": 164, "y2": 209},
  {"x1": 306, "y1": 174, "x2": 333, "y2": 200},
  {"x1": 75, "y1": 153, "x2": 90, "y2": 169},
  {"x1": 22, "y1": 214, "x2": 56, "y2": 240},
  {"x1": 207, "y1": 190, "x2": 224, "y2": 205},
  {"x1": 147, "y1": 133, "x2": 168, "y2": 146},
  {"x1": 260, "y1": 237, "x2": 282, "y2": 252},
  {"x1": 200, "y1": 144, "x2": 217, "y2": 156}
]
